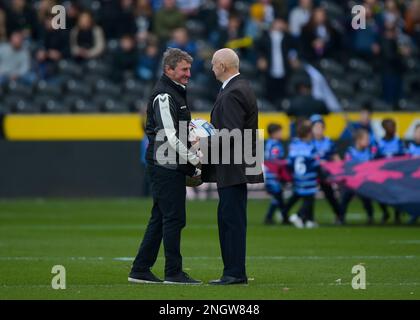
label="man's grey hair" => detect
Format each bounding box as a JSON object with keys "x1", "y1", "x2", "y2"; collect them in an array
[{"x1": 162, "y1": 48, "x2": 193, "y2": 70}]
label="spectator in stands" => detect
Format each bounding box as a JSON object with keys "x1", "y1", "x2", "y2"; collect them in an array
[
  {"x1": 167, "y1": 27, "x2": 203, "y2": 74},
  {"x1": 218, "y1": 13, "x2": 245, "y2": 48},
  {"x1": 153, "y1": 0, "x2": 186, "y2": 44},
  {"x1": 112, "y1": 34, "x2": 139, "y2": 82},
  {"x1": 70, "y1": 11, "x2": 105, "y2": 61},
  {"x1": 177, "y1": 0, "x2": 203, "y2": 18},
  {"x1": 64, "y1": 1, "x2": 81, "y2": 30},
  {"x1": 405, "y1": 0, "x2": 420, "y2": 48},
  {"x1": 257, "y1": 0, "x2": 276, "y2": 27},
  {"x1": 256, "y1": 18, "x2": 295, "y2": 105},
  {"x1": 36, "y1": 14, "x2": 70, "y2": 80},
  {"x1": 0, "y1": 8, "x2": 6, "y2": 42},
  {"x1": 36, "y1": 0, "x2": 57, "y2": 28},
  {"x1": 244, "y1": 2, "x2": 266, "y2": 40},
  {"x1": 0, "y1": 30, "x2": 33, "y2": 85},
  {"x1": 288, "y1": 0, "x2": 313, "y2": 37},
  {"x1": 351, "y1": 5, "x2": 381, "y2": 62},
  {"x1": 134, "y1": 0, "x2": 153, "y2": 46},
  {"x1": 287, "y1": 79, "x2": 329, "y2": 118},
  {"x1": 301, "y1": 7, "x2": 340, "y2": 62},
  {"x1": 380, "y1": 21, "x2": 408, "y2": 107},
  {"x1": 137, "y1": 36, "x2": 159, "y2": 81},
  {"x1": 98, "y1": 0, "x2": 138, "y2": 40},
  {"x1": 4, "y1": 0, "x2": 38, "y2": 40}
]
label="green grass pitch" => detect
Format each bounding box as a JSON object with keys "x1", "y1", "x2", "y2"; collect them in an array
[{"x1": 0, "y1": 198, "x2": 419, "y2": 300}]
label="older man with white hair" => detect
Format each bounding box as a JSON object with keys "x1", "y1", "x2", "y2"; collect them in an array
[{"x1": 202, "y1": 48, "x2": 264, "y2": 285}]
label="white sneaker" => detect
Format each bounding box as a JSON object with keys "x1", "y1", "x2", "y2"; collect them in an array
[
  {"x1": 290, "y1": 214, "x2": 304, "y2": 229},
  {"x1": 305, "y1": 220, "x2": 319, "y2": 229}
]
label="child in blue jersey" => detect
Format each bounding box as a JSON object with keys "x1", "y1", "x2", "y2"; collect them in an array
[
  {"x1": 340, "y1": 129, "x2": 375, "y2": 225},
  {"x1": 376, "y1": 118, "x2": 406, "y2": 224},
  {"x1": 310, "y1": 114, "x2": 342, "y2": 224},
  {"x1": 408, "y1": 124, "x2": 420, "y2": 157},
  {"x1": 281, "y1": 120, "x2": 320, "y2": 229},
  {"x1": 263, "y1": 124, "x2": 288, "y2": 225}
]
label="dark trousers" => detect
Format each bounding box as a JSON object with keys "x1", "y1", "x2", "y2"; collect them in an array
[
  {"x1": 340, "y1": 188, "x2": 373, "y2": 221},
  {"x1": 217, "y1": 183, "x2": 248, "y2": 279},
  {"x1": 378, "y1": 202, "x2": 401, "y2": 222},
  {"x1": 265, "y1": 191, "x2": 286, "y2": 221},
  {"x1": 282, "y1": 193, "x2": 315, "y2": 223},
  {"x1": 320, "y1": 181, "x2": 341, "y2": 217},
  {"x1": 131, "y1": 165, "x2": 186, "y2": 277}
]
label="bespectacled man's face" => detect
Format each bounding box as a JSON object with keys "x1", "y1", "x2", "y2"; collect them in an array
[{"x1": 166, "y1": 60, "x2": 191, "y2": 86}]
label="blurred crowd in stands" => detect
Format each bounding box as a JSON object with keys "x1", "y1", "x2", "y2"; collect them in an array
[{"x1": 0, "y1": 0, "x2": 420, "y2": 114}]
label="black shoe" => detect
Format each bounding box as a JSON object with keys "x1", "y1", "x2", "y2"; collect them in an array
[
  {"x1": 209, "y1": 276, "x2": 248, "y2": 285},
  {"x1": 281, "y1": 220, "x2": 291, "y2": 226},
  {"x1": 164, "y1": 271, "x2": 202, "y2": 285},
  {"x1": 128, "y1": 270, "x2": 163, "y2": 284}
]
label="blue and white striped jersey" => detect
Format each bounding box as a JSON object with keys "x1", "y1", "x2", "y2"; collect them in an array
[{"x1": 287, "y1": 138, "x2": 320, "y2": 196}]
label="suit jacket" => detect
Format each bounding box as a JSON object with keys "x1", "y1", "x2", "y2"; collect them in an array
[{"x1": 202, "y1": 75, "x2": 264, "y2": 188}]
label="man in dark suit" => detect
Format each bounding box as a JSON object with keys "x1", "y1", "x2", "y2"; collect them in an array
[{"x1": 202, "y1": 48, "x2": 264, "y2": 285}]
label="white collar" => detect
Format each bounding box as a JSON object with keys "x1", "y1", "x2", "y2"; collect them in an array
[
  {"x1": 222, "y1": 73, "x2": 240, "y2": 89},
  {"x1": 171, "y1": 79, "x2": 186, "y2": 90}
]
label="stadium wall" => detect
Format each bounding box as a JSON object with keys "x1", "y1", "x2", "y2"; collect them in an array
[{"x1": 0, "y1": 141, "x2": 144, "y2": 198}]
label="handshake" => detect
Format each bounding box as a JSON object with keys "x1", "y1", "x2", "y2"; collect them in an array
[{"x1": 186, "y1": 119, "x2": 215, "y2": 187}]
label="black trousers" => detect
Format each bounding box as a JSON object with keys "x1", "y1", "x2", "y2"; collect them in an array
[
  {"x1": 131, "y1": 165, "x2": 186, "y2": 277},
  {"x1": 282, "y1": 193, "x2": 315, "y2": 222},
  {"x1": 217, "y1": 183, "x2": 248, "y2": 279},
  {"x1": 340, "y1": 188, "x2": 373, "y2": 220},
  {"x1": 320, "y1": 181, "x2": 341, "y2": 217}
]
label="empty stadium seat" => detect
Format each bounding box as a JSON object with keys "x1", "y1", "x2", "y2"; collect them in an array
[
  {"x1": 4, "y1": 95, "x2": 39, "y2": 113},
  {"x1": 257, "y1": 98, "x2": 276, "y2": 112},
  {"x1": 5, "y1": 81, "x2": 33, "y2": 97},
  {"x1": 72, "y1": 98, "x2": 100, "y2": 113},
  {"x1": 348, "y1": 58, "x2": 373, "y2": 75},
  {"x1": 35, "y1": 80, "x2": 62, "y2": 97},
  {"x1": 64, "y1": 79, "x2": 92, "y2": 97},
  {"x1": 330, "y1": 78, "x2": 354, "y2": 98},
  {"x1": 93, "y1": 79, "x2": 121, "y2": 97},
  {"x1": 319, "y1": 58, "x2": 345, "y2": 78},
  {"x1": 58, "y1": 60, "x2": 83, "y2": 78}
]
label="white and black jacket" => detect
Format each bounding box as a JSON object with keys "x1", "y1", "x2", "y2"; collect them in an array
[{"x1": 145, "y1": 74, "x2": 199, "y2": 176}]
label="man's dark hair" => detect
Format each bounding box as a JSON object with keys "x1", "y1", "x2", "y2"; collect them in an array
[
  {"x1": 267, "y1": 123, "x2": 282, "y2": 136},
  {"x1": 162, "y1": 48, "x2": 193, "y2": 70}
]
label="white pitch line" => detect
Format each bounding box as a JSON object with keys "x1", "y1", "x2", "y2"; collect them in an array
[
  {"x1": 0, "y1": 255, "x2": 417, "y2": 261},
  {"x1": 1, "y1": 283, "x2": 420, "y2": 289},
  {"x1": 389, "y1": 240, "x2": 420, "y2": 244}
]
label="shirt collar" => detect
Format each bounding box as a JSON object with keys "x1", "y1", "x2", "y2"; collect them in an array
[
  {"x1": 171, "y1": 80, "x2": 186, "y2": 90},
  {"x1": 222, "y1": 73, "x2": 240, "y2": 90}
]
